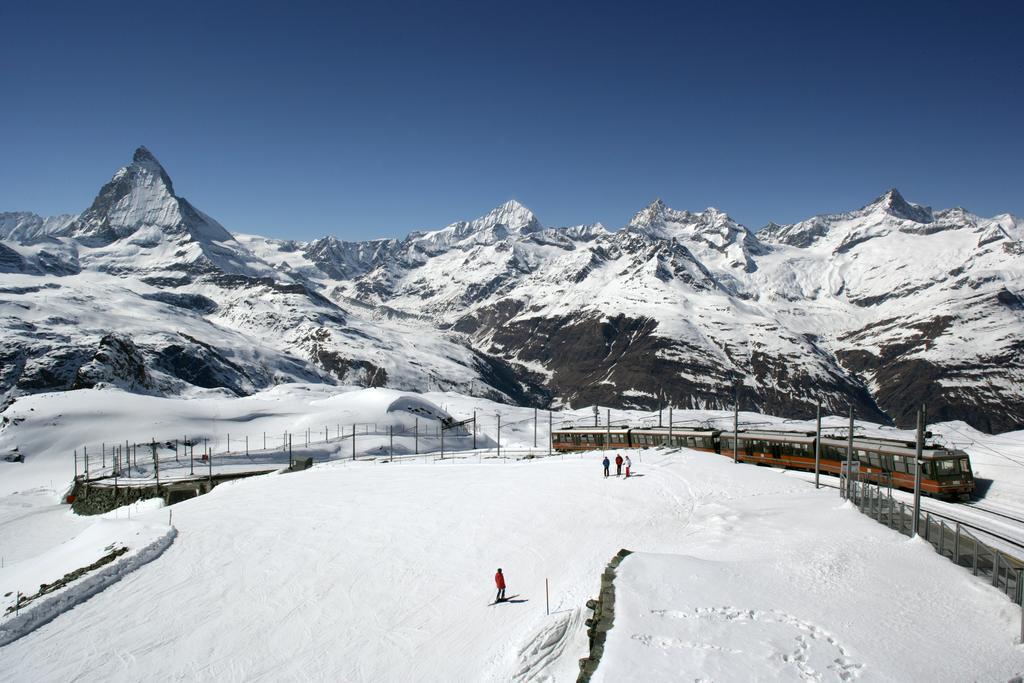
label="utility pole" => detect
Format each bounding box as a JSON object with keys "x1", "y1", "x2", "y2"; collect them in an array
[
  {"x1": 846, "y1": 406, "x2": 854, "y2": 500},
  {"x1": 472, "y1": 411, "x2": 476, "y2": 450},
  {"x1": 668, "y1": 405, "x2": 673, "y2": 445},
  {"x1": 593, "y1": 406, "x2": 598, "y2": 427},
  {"x1": 497, "y1": 414, "x2": 502, "y2": 459},
  {"x1": 913, "y1": 405, "x2": 925, "y2": 539},
  {"x1": 440, "y1": 422, "x2": 445, "y2": 460},
  {"x1": 534, "y1": 408, "x2": 538, "y2": 449},
  {"x1": 732, "y1": 383, "x2": 739, "y2": 464},
  {"x1": 352, "y1": 425, "x2": 356, "y2": 460},
  {"x1": 415, "y1": 418, "x2": 419, "y2": 455},
  {"x1": 389, "y1": 425, "x2": 393, "y2": 462},
  {"x1": 814, "y1": 401, "x2": 821, "y2": 489},
  {"x1": 152, "y1": 438, "x2": 159, "y2": 487},
  {"x1": 548, "y1": 410, "x2": 553, "y2": 456}
]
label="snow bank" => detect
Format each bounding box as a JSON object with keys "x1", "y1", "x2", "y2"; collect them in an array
[{"x1": 0, "y1": 519, "x2": 175, "y2": 647}]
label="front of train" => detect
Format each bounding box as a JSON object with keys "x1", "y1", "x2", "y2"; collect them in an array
[{"x1": 930, "y1": 449, "x2": 975, "y2": 499}]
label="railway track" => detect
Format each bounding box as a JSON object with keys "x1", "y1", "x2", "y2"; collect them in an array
[{"x1": 960, "y1": 502, "x2": 1024, "y2": 527}]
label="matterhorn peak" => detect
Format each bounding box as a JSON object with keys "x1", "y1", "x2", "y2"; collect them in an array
[
  {"x1": 67, "y1": 146, "x2": 233, "y2": 247},
  {"x1": 132, "y1": 145, "x2": 161, "y2": 165}
]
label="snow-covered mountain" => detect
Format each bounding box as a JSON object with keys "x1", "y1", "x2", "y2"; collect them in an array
[{"x1": 2, "y1": 149, "x2": 1022, "y2": 432}]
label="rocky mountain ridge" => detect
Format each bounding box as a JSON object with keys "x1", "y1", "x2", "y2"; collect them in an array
[{"x1": 2, "y1": 148, "x2": 1022, "y2": 432}]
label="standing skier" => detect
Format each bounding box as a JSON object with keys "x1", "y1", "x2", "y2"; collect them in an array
[
  {"x1": 495, "y1": 568, "x2": 506, "y2": 602},
  {"x1": 602, "y1": 455, "x2": 610, "y2": 478},
  {"x1": 625, "y1": 455, "x2": 632, "y2": 478},
  {"x1": 615, "y1": 453, "x2": 624, "y2": 476}
]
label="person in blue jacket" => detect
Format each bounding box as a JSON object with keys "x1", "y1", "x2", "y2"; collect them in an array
[{"x1": 602, "y1": 455, "x2": 610, "y2": 478}]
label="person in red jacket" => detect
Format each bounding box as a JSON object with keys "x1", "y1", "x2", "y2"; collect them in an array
[
  {"x1": 495, "y1": 568, "x2": 506, "y2": 602},
  {"x1": 615, "y1": 453, "x2": 624, "y2": 476}
]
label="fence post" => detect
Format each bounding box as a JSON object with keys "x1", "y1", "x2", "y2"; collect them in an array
[
  {"x1": 973, "y1": 533, "x2": 979, "y2": 576},
  {"x1": 352, "y1": 425, "x2": 356, "y2": 460},
  {"x1": 954, "y1": 522, "x2": 961, "y2": 565},
  {"x1": 1018, "y1": 568, "x2": 1024, "y2": 643},
  {"x1": 993, "y1": 552, "x2": 1001, "y2": 587},
  {"x1": 245, "y1": 435, "x2": 248, "y2": 456},
  {"x1": 899, "y1": 502, "x2": 906, "y2": 535},
  {"x1": 924, "y1": 512, "x2": 930, "y2": 543},
  {"x1": 415, "y1": 419, "x2": 419, "y2": 455},
  {"x1": 938, "y1": 520, "x2": 945, "y2": 557}
]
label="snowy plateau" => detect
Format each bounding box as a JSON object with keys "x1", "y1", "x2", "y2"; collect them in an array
[
  {"x1": 3, "y1": 148, "x2": 1024, "y2": 681},
  {"x1": 3, "y1": 388, "x2": 1024, "y2": 680}
]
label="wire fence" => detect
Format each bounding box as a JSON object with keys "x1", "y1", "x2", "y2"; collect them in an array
[
  {"x1": 69, "y1": 411, "x2": 576, "y2": 488},
  {"x1": 848, "y1": 477, "x2": 1024, "y2": 610}
]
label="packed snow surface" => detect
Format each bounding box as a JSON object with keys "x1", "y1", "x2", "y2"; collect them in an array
[{"x1": 2, "y1": 386, "x2": 1024, "y2": 680}]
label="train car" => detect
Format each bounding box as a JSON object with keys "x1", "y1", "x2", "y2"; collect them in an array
[
  {"x1": 628, "y1": 428, "x2": 719, "y2": 453},
  {"x1": 817, "y1": 436, "x2": 974, "y2": 499},
  {"x1": 719, "y1": 430, "x2": 974, "y2": 500},
  {"x1": 719, "y1": 430, "x2": 818, "y2": 471},
  {"x1": 550, "y1": 426, "x2": 630, "y2": 451}
]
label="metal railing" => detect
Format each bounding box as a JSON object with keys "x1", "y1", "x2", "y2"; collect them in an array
[{"x1": 849, "y1": 478, "x2": 1024, "y2": 611}]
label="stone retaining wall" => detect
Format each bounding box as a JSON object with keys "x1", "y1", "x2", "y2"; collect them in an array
[{"x1": 577, "y1": 548, "x2": 632, "y2": 681}]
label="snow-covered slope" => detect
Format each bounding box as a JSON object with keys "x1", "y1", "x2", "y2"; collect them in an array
[
  {"x1": 0, "y1": 149, "x2": 544, "y2": 412},
  {"x1": 3, "y1": 150, "x2": 1022, "y2": 432}
]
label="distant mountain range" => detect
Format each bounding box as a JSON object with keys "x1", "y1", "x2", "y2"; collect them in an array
[{"x1": 2, "y1": 147, "x2": 1022, "y2": 432}]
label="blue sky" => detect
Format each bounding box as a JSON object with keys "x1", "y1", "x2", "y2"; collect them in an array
[{"x1": 1, "y1": 0, "x2": 1022, "y2": 240}]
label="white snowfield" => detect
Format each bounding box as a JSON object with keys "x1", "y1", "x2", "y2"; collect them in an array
[{"x1": 2, "y1": 386, "x2": 1024, "y2": 680}]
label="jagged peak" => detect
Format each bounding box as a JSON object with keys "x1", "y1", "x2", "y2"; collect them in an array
[
  {"x1": 132, "y1": 145, "x2": 161, "y2": 166},
  {"x1": 628, "y1": 199, "x2": 741, "y2": 233},
  {"x1": 862, "y1": 188, "x2": 933, "y2": 223},
  {"x1": 476, "y1": 199, "x2": 541, "y2": 233}
]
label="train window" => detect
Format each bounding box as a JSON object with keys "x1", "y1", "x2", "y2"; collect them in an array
[
  {"x1": 934, "y1": 460, "x2": 958, "y2": 475},
  {"x1": 960, "y1": 458, "x2": 970, "y2": 473}
]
